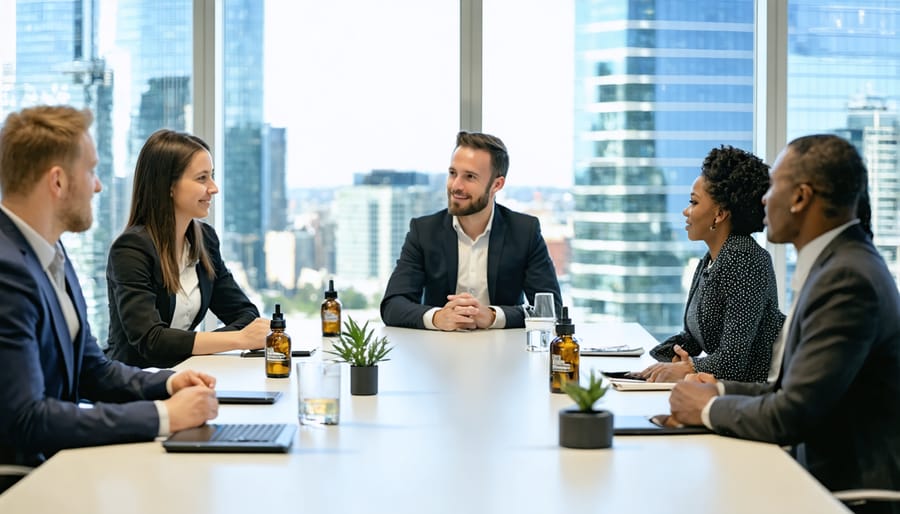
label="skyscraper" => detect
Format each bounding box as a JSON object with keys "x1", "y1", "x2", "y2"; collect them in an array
[
  {"x1": 571, "y1": 0, "x2": 755, "y2": 338},
  {"x1": 115, "y1": 0, "x2": 193, "y2": 156},
  {"x1": 335, "y1": 170, "x2": 442, "y2": 281},
  {"x1": 222, "y1": 0, "x2": 267, "y2": 290},
  {"x1": 787, "y1": 0, "x2": 900, "y2": 284},
  {"x1": 11, "y1": 0, "x2": 115, "y2": 344}
]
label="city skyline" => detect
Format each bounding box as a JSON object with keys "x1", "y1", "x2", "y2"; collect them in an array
[{"x1": 2, "y1": 0, "x2": 899, "y2": 336}]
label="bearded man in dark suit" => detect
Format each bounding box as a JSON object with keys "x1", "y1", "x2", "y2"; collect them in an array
[{"x1": 381, "y1": 131, "x2": 561, "y2": 331}]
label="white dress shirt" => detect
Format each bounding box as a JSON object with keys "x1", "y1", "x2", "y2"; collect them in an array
[{"x1": 423, "y1": 205, "x2": 506, "y2": 330}]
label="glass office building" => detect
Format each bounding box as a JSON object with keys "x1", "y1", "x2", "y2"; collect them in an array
[
  {"x1": 787, "y1": 0, "x2": 900, "y2": 282},
  {"x1": 571, "y1": 0, "x2": 755, "y2": 339},
  {"x1": 12, "y1": 0, "x2": 116, "y2": 343},
  {"x1": 222, "y1": 0, "x2": 268, "y2": 290},
  {"x1": 4, "y1": 0, "x2": 274, "y2": 342}
]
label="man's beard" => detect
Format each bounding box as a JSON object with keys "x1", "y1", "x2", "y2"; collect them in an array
[
  {"x1": 447, "y1": 184, "x2": 491, "y2": 216},
  {"x1": 60, "y1": 198, "x2": 93, "y2": 233}
]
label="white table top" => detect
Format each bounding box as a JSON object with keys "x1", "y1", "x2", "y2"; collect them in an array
[{"x1": 0, "y1": 322, "x2": 848, "y2": 514}]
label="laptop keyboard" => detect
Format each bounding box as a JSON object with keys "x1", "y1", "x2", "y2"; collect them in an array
[{"x1": 209, "y1": 423, "x2": 288, "y2": 442}]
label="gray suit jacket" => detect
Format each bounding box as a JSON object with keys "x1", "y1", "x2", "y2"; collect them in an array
[
  {"x1": 710, "y1": 224, "x2": 900, "y2": 495},
  {"x1": 380, "y1": 204, "x2": 562, "y2": 329}
]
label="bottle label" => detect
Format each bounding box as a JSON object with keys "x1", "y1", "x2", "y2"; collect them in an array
[
  {"x1": 266, "y1": 347, "x2": 287, "y2": 362},
  {"x1": 323, "y1": 312, "x2": 339, "y2": 323},
  {"x1": 551, "y1": 354, "x2": 572, "y2": 373}
]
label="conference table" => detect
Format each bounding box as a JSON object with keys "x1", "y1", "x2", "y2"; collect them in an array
[{"x1": 0, "y1": 322, "x2": 849, "y2": 513}]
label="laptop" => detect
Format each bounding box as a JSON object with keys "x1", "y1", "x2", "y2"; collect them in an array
[
  {"x1": 162, "y1": 423, "x2": 297, "y2": 453},
  {"x1": 614, "y1": 415, "x2": 712, "y2": 435},
  {"x1": 216, "y1": 390, "x2": 283, "y2": 404}
]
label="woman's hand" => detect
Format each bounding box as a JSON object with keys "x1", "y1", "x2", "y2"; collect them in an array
[
  {"x1": 639, "y1": 345, "x2": 695, "y2": 382},
  {"x1": 238, "y1": 317, "x2": 270, "y2": 349}
]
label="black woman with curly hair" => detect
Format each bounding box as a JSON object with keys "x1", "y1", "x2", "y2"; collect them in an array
[{"x1": 640, "y1": 146, "x2": 786, "y2": 383}]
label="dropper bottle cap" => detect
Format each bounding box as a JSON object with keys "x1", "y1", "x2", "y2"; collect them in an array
[
  {"x1": 555, "y1": 306, "x2": 574, "y2": 336},
  {"x1": 271, "y1": 303, "x2": 286, "y2": 330},
  {"x1": 325, "y1": 279, "x2": 338, "y2": 299}
]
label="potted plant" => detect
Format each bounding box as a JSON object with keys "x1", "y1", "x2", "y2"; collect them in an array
[
  {"x1": 559, "y1": 370, "x2": 613, "y2": 449},
  {"x1": 325, "y1": 316, "x2": 393, "y2": 395}
]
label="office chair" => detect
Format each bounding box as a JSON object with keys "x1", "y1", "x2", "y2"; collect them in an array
[
  {"x1": 833, "y1": 489, "x2": 900, "y2": 511},
  {"x1": 0, "y1": 465, "x2": 32, "y2": 494}
]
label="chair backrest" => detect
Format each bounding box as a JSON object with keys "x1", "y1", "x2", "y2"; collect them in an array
[
  {"x1": 0, "y1": 464, "x2": 32, "y2": 494},
  {"x1": 833, "y1": 489, "x2": 900, "y2": 510}
]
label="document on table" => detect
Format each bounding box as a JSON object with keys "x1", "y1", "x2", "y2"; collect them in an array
[
  {"x1": 581, "y1": 345, "x2": 645, "y2": 357},
  {"x1": 603, "y1": 371, "x2": 675, "y2": 391}
]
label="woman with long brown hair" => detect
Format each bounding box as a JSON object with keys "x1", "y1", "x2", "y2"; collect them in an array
[{"x1": 105, "y1": 129, "x2": 267, "y2": 368}]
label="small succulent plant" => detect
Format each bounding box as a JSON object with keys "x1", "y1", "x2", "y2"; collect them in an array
[
  {"x1": 561, "y1": 370, "x2": 609, "y2": 412},
  {"x1": 325, "y1": 316, "x2": 393, "y2": 367}
]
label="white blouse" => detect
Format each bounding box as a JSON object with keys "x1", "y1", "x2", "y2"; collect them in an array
[{"x1": 171, "y1": 242, "x2": 201, "y2": 330}]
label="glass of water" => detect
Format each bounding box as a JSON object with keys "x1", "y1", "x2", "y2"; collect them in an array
[
  {"x1": 296, "y1": 361, "x2": 341, "y2": 425},
  {"x1": 525, "y1": 292, "x2": 556, "y2": 352}
]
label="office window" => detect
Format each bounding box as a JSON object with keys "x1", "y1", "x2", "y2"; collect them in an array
[
  {"x1": 5, "y1": 0, "x2": 897, "y2": 344},
  {"x1": 221, "y1": 0, "x2": 458, "y2": 319},
  {"x1": 786, "y1": 0, "x2": 900, "y2": 288},
  {"x1": 0, "y1": 0, "x2": 193, "y2": 346},
  {"x1": 486, "y1": 0, "x2": 755, "y2": 338}
]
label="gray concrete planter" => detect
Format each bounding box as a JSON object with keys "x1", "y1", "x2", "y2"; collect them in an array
[{"x1": 558, "y1": 408, "x2": 613, "y2": 449}]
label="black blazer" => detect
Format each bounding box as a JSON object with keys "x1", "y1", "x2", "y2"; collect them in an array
[
  {"x1": 710, "y1": 224, "x2": 900, "y2": 495},
  {"x1": 650, "y1": 234, "x2": 784, "y2": 382},
  {"x1": 0, "y1": 210, "x2": 171, "y2": 467},
  {"x1": 380, "y1": 204, "x2": 562, "y2": 329},
  {"x1": 106, "y1": 222, "x2": 259, "y2": 368}
]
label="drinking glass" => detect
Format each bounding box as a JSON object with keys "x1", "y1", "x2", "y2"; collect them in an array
[
  {"x1": 296, "y1": 361, "x2": 341, "y2": 425},
  {"x1": 525, "y1": 292, "x2": 556, "y2": 352}
]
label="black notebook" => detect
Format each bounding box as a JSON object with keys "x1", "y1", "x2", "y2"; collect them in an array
[
  {"x1": 162, "y1": 423, "x2": 296, "y2": 453},
  {"x1": 614, "y1": 415, "x2": 712, "y2": 435}
]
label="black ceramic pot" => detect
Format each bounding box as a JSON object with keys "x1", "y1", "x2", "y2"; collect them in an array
[
  {"x1": 558, "y1": 408, "x2": 613, "y2": 449},
  {"x1": 350, "y1": 365, "x2": 378, "y2": 396}
]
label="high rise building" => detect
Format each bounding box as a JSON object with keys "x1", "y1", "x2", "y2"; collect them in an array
[
  {"x1": 787, "y1": 0, "x2": 900, "y2": 284},
  {"x1": 571, "y1": 0, "x2": 755, "y2": 338},
  {"x1": 263, "y1": 125, "x2": 288, "y2": 232},
  {"x1": 221, "y1": 0, "x2": 267, "y2": 290},
  {"x1": 115, "y1": 0, "x2": 193, "y2": 156},
  {"x1": 335, "y1": 170, "x2": 442, "y2": 281},
  {"x1": 11, "y1": 0, "x2": 115, "y2": 344},
  {"x1": 4, "y1": 0, "x2": 279, "y2": 342},
  {"x1": 839, "y1": 96, "x2": 900, "y2": 281},
  {"x1": 118, "y1": 0, "x2": 271, "y2": 293}
]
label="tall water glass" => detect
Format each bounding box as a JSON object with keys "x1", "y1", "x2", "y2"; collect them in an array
[
  {"x1": 525, "y1": 292, "x2": 556, "y2": 352},
  {"x1": 297, "y1": 361, "x2": 341, "y2": 425}
]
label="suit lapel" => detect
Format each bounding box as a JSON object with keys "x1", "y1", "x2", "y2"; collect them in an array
[
  {"x1": 62, "y1": 250, "x2": 86, "y2": 387},
  {"x1": 443, "y1": 212, "x2": 459, "y2": 294},
  {"x1": 779, "y1": 228, "x2": 855, "y2": 379},
  {"x1": 486, "y1": 206, "x2": 505, "y2": 303}
]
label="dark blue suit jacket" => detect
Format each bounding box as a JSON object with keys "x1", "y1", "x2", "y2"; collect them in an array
[
  {"x1": 380, "y1": 204, "x2": 562, "y2": 329},
  {"x1": 0, "y1": 210, "x2": 172, "y2": 467},
  {"x1": 710, "y1": 224, "x2": 900, "y2": 496}
]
